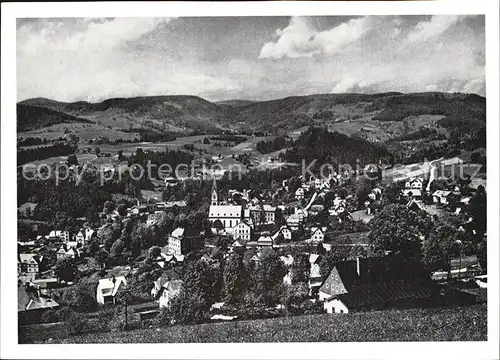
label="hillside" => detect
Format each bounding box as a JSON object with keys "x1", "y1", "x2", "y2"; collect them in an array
[
  {"x1": 17, "y1": 104, "x2": 92, "y2": 132},
  {"x1": 18, "y1": 92, "x2": 486, "y2": 141},
  {"x1": 19, "y1": 96, "x2": 237, "y2": 134},
  {"x1": 20, "y1": 305, "x2": 486, "y2": 343}
]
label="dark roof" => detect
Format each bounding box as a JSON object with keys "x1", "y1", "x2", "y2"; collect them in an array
[
  {"x1": 335, "y1": 279, "x2": 440, "y2": 309},
  {"x1": 320, "y1": 255, "x2": 430, "y2": 297}
]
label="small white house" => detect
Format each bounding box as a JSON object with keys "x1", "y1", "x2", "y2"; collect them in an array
[
  {"x1": 96, "y1": 276, "x2": 126, "y2": 305},
  {"x1": 432, "y1": 190, "x2": 452, "y2": 204},
  {"x1": 295, "y1": 188, "x2": 305, "y2": 200},
  {"x1": 308, "y1": 227, "x2": 326, "y2": 243},
  {"x1": 323, "y1": 297, "x2": 349, "y2": 314},
  {"x1": 272, "y1": 225, "x2": 293, "y2": 242},
  {"x1": 158, "y1": 280, "x2": 183, "y2": 309}
]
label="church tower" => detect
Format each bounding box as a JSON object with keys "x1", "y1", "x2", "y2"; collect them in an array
[{"x1": 211, "y1": 177, "x2": 219, "y2": 206}]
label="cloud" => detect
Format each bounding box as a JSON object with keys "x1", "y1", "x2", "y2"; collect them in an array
[
  {"x1": 406, "y1": 15, "x2": 460, "y2": 43},
  {"x1": 259, "y1": 16, "x2": 371, "y2": 59},
  {"x1": 16, "y1": 16, "x2": 485, "y2": 102}
]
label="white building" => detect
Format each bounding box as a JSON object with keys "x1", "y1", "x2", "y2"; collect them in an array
[
  {"x1": 96, "y1": 276, "x2": 127, "y2": 305},
  {"x1": 158, "y1": 280, "x2": 183, "y2": 309},
  {"x1": 48, "y1": 230, "x2": 70, "y2": 242},
  {"x1": 209, "y1": 179, "x2": 243, "y2": 234},
  {"x1": 232, "y1": 220, "x2": 253, "y2": 242}
]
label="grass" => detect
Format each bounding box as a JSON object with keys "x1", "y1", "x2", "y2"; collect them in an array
[{"x1": 19, "y1": 304, "x2": 487, "y2": 344}]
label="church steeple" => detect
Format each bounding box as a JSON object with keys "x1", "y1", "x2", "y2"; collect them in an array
[{"x1": 211, "y1": 177, "x2": 219, "y2": 206}]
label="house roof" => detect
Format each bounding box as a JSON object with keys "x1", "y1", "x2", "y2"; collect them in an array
[
  {"x1": 19, "y1": 253, "x2": 41, "y2": 264},
  {"x1": 98, "y1": 276, "x2": 126, "y2": 297},
  {"x1": 433, "y1": 190, "x2": 452, "y2": 197},
  {"x1": 333, "y1": 280, "x2": 440, "y2": 309},
  {"x1": 25, "y1": 297, "x2": 60, "y2": 311}
]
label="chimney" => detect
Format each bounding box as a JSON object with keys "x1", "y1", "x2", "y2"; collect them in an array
[{"x1": 356, "y1": 257, "x2": 361, "y2": 276}]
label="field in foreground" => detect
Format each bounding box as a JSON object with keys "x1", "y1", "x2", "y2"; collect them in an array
[{"x1": 20, "y1": 305, "x2": 487, "y2": 344}]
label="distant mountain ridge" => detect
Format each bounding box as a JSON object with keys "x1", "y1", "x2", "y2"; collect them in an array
[{"x1": 18, "y1": 92, "x2": 486, "y2": 137}]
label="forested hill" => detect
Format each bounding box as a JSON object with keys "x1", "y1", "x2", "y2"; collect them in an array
[
  {"x1": 281, "y1": 127, "x2": 392, "y2": 168},
  {"x1": 18, "y1": 92, "x2": 485, "y2": 137},
  {"x1": 17, "y1": 104, "x2": 92, "y2": 132}
]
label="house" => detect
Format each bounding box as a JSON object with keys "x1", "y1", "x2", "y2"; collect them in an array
[
  {"x1": 318, "y1": 257, "x2": 440, "y2": 314},
  {"x1": 286, "y1": 214, "x2": 302, "y2": 231},
  {"x1": 307, "y1": 226, "x2": 326, "y2": 243},
  {"x1": 167, "y1": 228, "x2": 204, "y2": 256},
  {"x1": 257, "y1": 235, "x2": 273, "y2": 248},
  {"x1": 247, "y1": 204, "x2": 277, "y2": 226},
  {"x1": 156, "y1": 252, "x2": 185, "y2": 268},
  {"x1": 405, "y1": 178, "x2": 424, "y2": 190},
  {"x1": 56, "y1": 245, "x2": 80, "y2": 260},
  {"x1": 48, "y1": 230, "x2": 70, "y2": 242},
  {"x1": 75, "y1": 230, "x2": 85, "y2": 244},
  {"x1": 229, "y1": 240, "x2": 244, "y2": 252},
  {"x1": 295, "y1": 188, "x2": 305, "y2": 200},
  {"x1": 432, "y1": 190, "x2": 452, "y2": 205},
  {"x1": 96, "y1": 276, "x2": 127, "y2": 305},
  {"x1": 401, "y1": 189, "x2": 422, "y2": 198},
  {"x1": 29, "y1": 278, "x2": 60, "y2": 297},
  {"x1": 158, "y1": 280, "x2": 183, "y2": 309},
  {"x1": 232, "y1": 220, "x2": 253, "y2": 241},
  {"x1": 309, "y1": 258, "x2": 323, "y2": 295},
  {"x1": 151, "y1": 270, "x2": 181, "y2": 298},
  {"x1": 406, "y1": 199, "x2": 423, "y2": 212},
  {"x1": 272, "y1": 225, "x2": 293, "y2": 242},
  {"x1": 85, "y1": 228, "x2": 95, "y2": 242},
  {"x1": 18, "y1": 254, "x2": 44, "y2": 275}
]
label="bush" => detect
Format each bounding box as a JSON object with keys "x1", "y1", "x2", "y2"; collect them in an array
[
  {"x1": 67, "y1": 312, "x2": 90, "y2": 336},
  {"x1": 152, "y1": 308, "x2": 173, "y2": 326},
  {"x1": 40, "y1": 309, "x2": 59, "y2": 324}
]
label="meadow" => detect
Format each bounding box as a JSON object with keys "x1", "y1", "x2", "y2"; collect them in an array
[{"x1": 19, "y1": 304, "x2": 487, "y2": 344}]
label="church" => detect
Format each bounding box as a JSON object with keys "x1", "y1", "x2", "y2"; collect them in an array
[{"x1": 208, "y1": 178, "x2": 243, "y2": 234}]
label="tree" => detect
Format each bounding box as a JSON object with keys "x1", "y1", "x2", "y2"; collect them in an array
[
  {"x1": 63, "y1": 278, "x2": 98, "y2": 312},
  {"x1": 213, "y1": 220, "x2": 224, "y2": 234},
  {"x1": 290, "y1": 253, "x2": 309, "y2": 285},
  {"x1": 282, "y1": 283, "x2": 309, "y2": 315},
  {"x1": 110, "y1": 239, "x2": 125, "y2": 259},
  {"x1": 116, "y1": 204, "x2": 127, "y2": 216},
  {"x1": 103, "y1": 201, "x2": 116, "y2": 214},
  {"x1": 146, "y1": 245, "x2": 161, "y2": 262},
  {"x1": 169, "y1": 260, "x2": 219, "y2": 324},
  {"x1": 67, "y1": 154, "x2": 79, "y2": 166},
  {"x1": 252, "y1": 249, "x2": 286, "y2": 307},
  {"x1": 95, "y1": 249, "x2": 109, "y2": 269},
  {"x1": 54, "y1": 257, "x2": 77, "y2": 282},
  {"x1": 223, "y1": 253, "x2": 246, "y2": 304},
  {"x1": 422, "y1": 224, "x2": 460, "y2": 273},
  {"x1": 477, "y1": 236, "x2": 487, "y2": 273},
  {"x1": 367, "y1": 204, "x2": 433, "y2": 261}
]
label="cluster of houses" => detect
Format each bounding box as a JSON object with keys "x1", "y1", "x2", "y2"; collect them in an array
[{"x1": 399, "y1": 176, "x2": 474, "y2": 214}]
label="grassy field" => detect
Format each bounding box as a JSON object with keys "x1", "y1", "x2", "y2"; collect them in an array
[{"x1": 20, "y1": 305, "x2": 487, "y2": 344}]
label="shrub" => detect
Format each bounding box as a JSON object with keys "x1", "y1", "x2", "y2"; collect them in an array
[
  {"x1": 40, "y1": 309, "x2": 59, "y2": 324},
  {"x1": 67, "y1": 312, "x2": 90, "y2": 336}
]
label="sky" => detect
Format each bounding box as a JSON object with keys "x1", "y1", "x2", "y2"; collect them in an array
[{"x1": 17, "y1": 15, "x2": 485, "y2": 103}]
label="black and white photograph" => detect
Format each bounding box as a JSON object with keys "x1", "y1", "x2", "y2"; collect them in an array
[{"x1": 1, "y1": 1, "x2": 499, "y2": 359}]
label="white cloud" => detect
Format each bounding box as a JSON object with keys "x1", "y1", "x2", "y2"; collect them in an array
[
  {"x1": 259, "y1": 16, "x2": 371, "y2": 59},
  {"x1": 406, "y1": 15, "x2": 460, "y2": 43}
]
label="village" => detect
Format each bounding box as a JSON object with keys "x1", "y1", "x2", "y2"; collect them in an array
[{"x1": 17, "y1": 154, "x2": 488, "y2": 334}]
